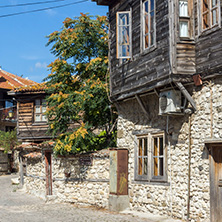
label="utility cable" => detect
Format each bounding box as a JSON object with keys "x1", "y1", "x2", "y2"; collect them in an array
[
  {"x1": 0, "y1": 0, "x2": 65, "y2": 8},
  {"x1": 0, "y1": 0, "x2": 89, "y2": 18}
]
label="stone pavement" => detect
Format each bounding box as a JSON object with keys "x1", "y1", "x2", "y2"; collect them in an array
[{"x1": 0, "y1": 175, "x2": 181, "y2": 222}]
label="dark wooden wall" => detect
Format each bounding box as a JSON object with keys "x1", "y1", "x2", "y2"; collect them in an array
[
  {"x1": 195, "y1": 0, "x2": 222, "y2": 77},
  {"x1": 17, "y1": 94, "x2": 50, "y2": 142},
  {"x1": 109, "y1": 0, "x2": 171, "y2": 101}
]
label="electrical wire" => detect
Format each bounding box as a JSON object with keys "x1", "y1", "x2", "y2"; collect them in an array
[
  {"x1": 0, "y1": 0, "x2": 65, "y2": 8},
  {"x1": 0, "y1": 0, "x2": 89, "y2": 19}
]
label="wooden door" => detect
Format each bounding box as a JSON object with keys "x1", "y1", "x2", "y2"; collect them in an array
[
  {"x1": 45, "y1": 151, "x2": 52, "y2": 195},
  {"x1": 210, "y1": 145, "x2": 222, "y2": 222}
]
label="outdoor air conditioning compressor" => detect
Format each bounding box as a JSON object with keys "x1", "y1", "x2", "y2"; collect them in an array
[{"x1": 159, "y1": 90, "x2": 182, "y2": 115}]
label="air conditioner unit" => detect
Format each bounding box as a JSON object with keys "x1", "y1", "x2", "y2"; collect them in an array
[{"x1": 159, "y1": 90, "x2": 182, "y2": 115}]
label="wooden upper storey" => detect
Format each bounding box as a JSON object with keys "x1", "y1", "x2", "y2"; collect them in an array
[
  {"x1": 8, "y1": 85, "x2": 50, "y2": 142},
  {"x1": 93, "y1": 0, "x2": 222, "y2": 101}
]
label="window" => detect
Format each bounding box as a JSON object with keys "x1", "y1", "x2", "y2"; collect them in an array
[
  {"x1": 179, "y1": 0, "x2": 190, "y2": 38},
  {"x1": 152, "y1": 135, "x2": 164, "y2": 179},
  {"x1": 116, "y1": 11, "x2": 131, "y2": 59},
  {"x1": 142, "y1": 0, "x2": 155, "y2": 50},
  {"x1": 135, "y1": 133, "x2": 166, "y2": 182},
  {"x1": 34, "y1": 99, "x2": 47, "y2": 122},
  {"x1": 202, "y1": 0, "x2": 219, "y2": 30}
]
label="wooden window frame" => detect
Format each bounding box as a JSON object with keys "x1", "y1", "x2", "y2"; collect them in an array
[
  {"x1": 141, "y1": 0, "x2": 156, "y2": 51},
  {"x1": 134, "y1": 132, "x2": 167, "y2": 182},
  {"x1": 34, "y1": 99, "x2": 47, "y2": 123},
  {"x1": 201, "y1": 0, "x2": 220, "y2": 31},
  {"x1": 151, "y1": 133, "x2": 167, "y2": 182},
  {"x1": 116, "y1": 11, "x2": 132, "y2": 59},
  {"x1": 179, "y1": 0, "x2": 191, "y2": 39}
]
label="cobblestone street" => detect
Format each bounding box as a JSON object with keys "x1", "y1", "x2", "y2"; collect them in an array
[{"x1": 0, "y1": 175, "x2": 155, "y2": 222}]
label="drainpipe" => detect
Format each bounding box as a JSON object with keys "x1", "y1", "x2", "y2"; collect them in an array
[{"x1": 187, "y1": 114, "x2": 192, "y2": 221}]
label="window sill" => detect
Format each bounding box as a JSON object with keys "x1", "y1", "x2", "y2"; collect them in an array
[
  {"x1": 199, "y1": 25, "x2": 221, "y2": 38},
  {"x1": 32, "y1": 122, "x2": 48, "y2": 126},
  {"x1": 141, "y1": 45, "x2": 157, "y2": 56},
  {"x1": 133, "y1": 179, "x2": 170, "y2": 186}
]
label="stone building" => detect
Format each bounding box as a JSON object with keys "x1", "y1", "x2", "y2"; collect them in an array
[{"x1": 93, "y1": 0, "x2": 222, "y2": 221}]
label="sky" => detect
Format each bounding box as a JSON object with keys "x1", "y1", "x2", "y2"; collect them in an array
[{"x1": 0, "y1": 0, "x2": 108, "y2": 83}]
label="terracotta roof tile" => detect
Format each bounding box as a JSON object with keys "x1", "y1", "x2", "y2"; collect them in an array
[
  {"x1": 13, "y1": 82, "x2": 47, "y2": 93},
  {"x1": 0, "y1": 69, "x2": 36, "y2": 90}
]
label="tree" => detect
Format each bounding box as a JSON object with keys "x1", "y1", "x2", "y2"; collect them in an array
[
  {"x1": 45, "y1": 13, "x2": 116, "y2": 155},
  {"x1": 0, "y1": 130, "x2": 19, "y2": 153}
]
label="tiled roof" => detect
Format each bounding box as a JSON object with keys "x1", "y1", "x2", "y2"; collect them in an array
[
  {"x1": 13, "y1": 82, "x2": 47, "y2": 93},
  {"x1": 0, "y1": 69, "x2": 36, "y2": 90}
]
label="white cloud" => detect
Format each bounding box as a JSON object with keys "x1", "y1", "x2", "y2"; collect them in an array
[
  {"x1": 35, "y1": 62, "x2": 47, "y2": 69},
  {"x1": 46, "y1": 9, "x2": 57, "y2": 16}
]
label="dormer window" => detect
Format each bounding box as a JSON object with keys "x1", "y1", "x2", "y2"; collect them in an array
[
  {"x1": 202, "y1": 0, "x2": 219, "y2": 30},
  {"x1": 142, "y1": 0, "x2": 155, "y2": 50},
  {"x1": 116, "y1": 11, "x2": 132, "y2": 59},
  {"x1": 179, "y1": 0, "x2": 190, "y2": 38}
]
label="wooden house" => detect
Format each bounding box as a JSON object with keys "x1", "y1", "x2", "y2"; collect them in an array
[
  {"x1": 8, "y1": 83, "x2": 50, "y2": 143},
  {"x1": 93, "y1": 0, "x2": 222, "y2": 221},
  {"x1": 0, "y1": 68, "x2": 36, "y2": 174}
]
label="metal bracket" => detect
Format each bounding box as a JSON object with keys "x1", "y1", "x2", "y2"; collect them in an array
[{"x1": 174, "y1": 82, "x2": 197, "y2": 111}]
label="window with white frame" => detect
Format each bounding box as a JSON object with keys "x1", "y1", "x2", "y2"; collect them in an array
[
  {"x1": 135, "y1": 132, "x2": 166, "y2": 182},
  {"x1": 116, "y1": 11, "x2": 131, "y2": 59},
  {"x1": 34, "y1": 99, "x2": 47, "y2": 122},
  {"x1": 142, "y1": 0, "x2": 155, "y2": 50},
  {"x1": 179, "y1": 0, "x2": 190, "y2": 38},
  {"x1": 202, "y1": 0, "x2": 219, "y2": 30}
]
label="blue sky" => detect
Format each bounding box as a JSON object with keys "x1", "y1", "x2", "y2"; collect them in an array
[{"x1": 0, "y1": 0, "x2": 108, "y2": 83}]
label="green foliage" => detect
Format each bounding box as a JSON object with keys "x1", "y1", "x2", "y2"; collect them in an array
[
  {"x1": 0, "y1": 130, "x2": 19, "y2": 153},
  {"x1": 45, "y1": 13, "x2": 117, "y2": 155}
]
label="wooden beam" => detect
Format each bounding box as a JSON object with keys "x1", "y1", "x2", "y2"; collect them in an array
[
  {"x1": 174, "y1": 82, "x2": 197, "y2": 111},
  {"x1": 135, "y1": 94, "x2": 149, "y2": 118}
]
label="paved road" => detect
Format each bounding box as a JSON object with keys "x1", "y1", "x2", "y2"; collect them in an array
[{"x1": 0, "y1": 174, "x2": 153, "y2": 222}]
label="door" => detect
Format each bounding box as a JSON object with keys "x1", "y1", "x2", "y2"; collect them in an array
[
  {"x1": 45, "y1": 151, "x2": 52, "y2": 195},
  {"x1": 210, "y1": 145, "x2": 222, "y2": 222}
]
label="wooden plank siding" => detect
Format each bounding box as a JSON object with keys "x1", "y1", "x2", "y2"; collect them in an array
[
  {"x1": 109, "y1": 0, "x2": 172, "y2": 101},
  {"x1": 17, "y1": 96, "x2": 50, "y2": 141},
  {"x1": 108, "y1": 0, "x2": 198, "y2": 101}
]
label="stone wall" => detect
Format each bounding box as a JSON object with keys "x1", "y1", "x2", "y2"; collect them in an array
[
  {"x1": 116, "y1": 77, "x2": 222, "y2": 221},
  {"x1": 24, "y1": 150, "x2": 110, "y2": 208}
]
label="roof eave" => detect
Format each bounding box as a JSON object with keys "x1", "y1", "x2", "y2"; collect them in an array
[{"x1": 91, "y1": 0, "x2": 111, "y2": 6}]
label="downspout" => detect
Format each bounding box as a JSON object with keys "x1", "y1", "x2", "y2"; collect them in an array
[
  {"x1": 166, "y1": 115, "x2": 173, "y2": 217},
  {"x1": 187, "y1": 114, "x2": 192, "y2": 221}
]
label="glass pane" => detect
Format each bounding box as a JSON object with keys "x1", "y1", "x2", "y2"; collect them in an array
[
  {"x1": 159, "y1": 158, "x2": 164, "y2": 176},
  {"x1": 150, "y1": 0, "x2": 154, "y2": 11},
  {"x1": 144, "y1": 158, "x2": 148, "y2": 175},
  {"x1": 42, "y1": 106, "x2": 46, "y2": 113},
  {"x1": 35, "y1": 114, "x2": 41, "y2": 122},
  {"x1": 150, "y1": 11, "x2": 154, "y2": 31},
  {"x1": 179, "y1": 0, "x2": 188, "y2": 16},
  {"x1": 159, "y1": 137, "x2": 163, "y2": 155},
  {"x1": 212, "y1": 9, "x2": 218, "y2": 25},
  {"x1": 145, "y1": 15, "x2": 149, "y2": 34},
  {"x1": 154, "y1": 137, "x2": 158, "y2": 156},
  {"x1": 121, "y1": 45, "x2": 130, "y2": 57},
  {"x1": 180, "y1": 21, "x2": 189, "y2": 37},
  {"x1": 42, "y1": 115, "x2": 47, "y2": 122},
  {"x1": 154, "y1": 157, "x2": 158, "y2": 176},
  {"x1": 139, "y1": 139, "x2": 142, "y2": 156},
  {"x1": 145, "y1": 35, "x2": 149, "y2": 48},
  {"x1": 35, "y1": 105, "x2": 41, "y2": 113},
  {"x1": 138, "y1": 157, "x2": 143, "y2": 175},
  {"x1": 203, "y1": 13, "x2": 209, "y2": 29},
  {"x1": 35, "y1": 99, "x2": 40, "y2": 106},
  {"x1": 119, "y1": 13, "x2": 129, "y2": 26},
  {"x1": 144, "y1": 138, "x2": 148, "y2": 156},
  {"x1": 202, "y1": 0, "x2": 209, "y2": 13},
  {"x1": 212, "y1": 0, "x2": 217, "y2": 7},
  {"x1": 144, "y1": 1, "x2": 149, "y2": 13}
]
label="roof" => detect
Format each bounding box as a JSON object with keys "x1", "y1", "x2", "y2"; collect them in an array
[
  {"x1": 0, "y1": 69, "x2": 36, "y2": 90},
  {"x1": 13, "y1": 82, "x2": 47, "y2": 93}
]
